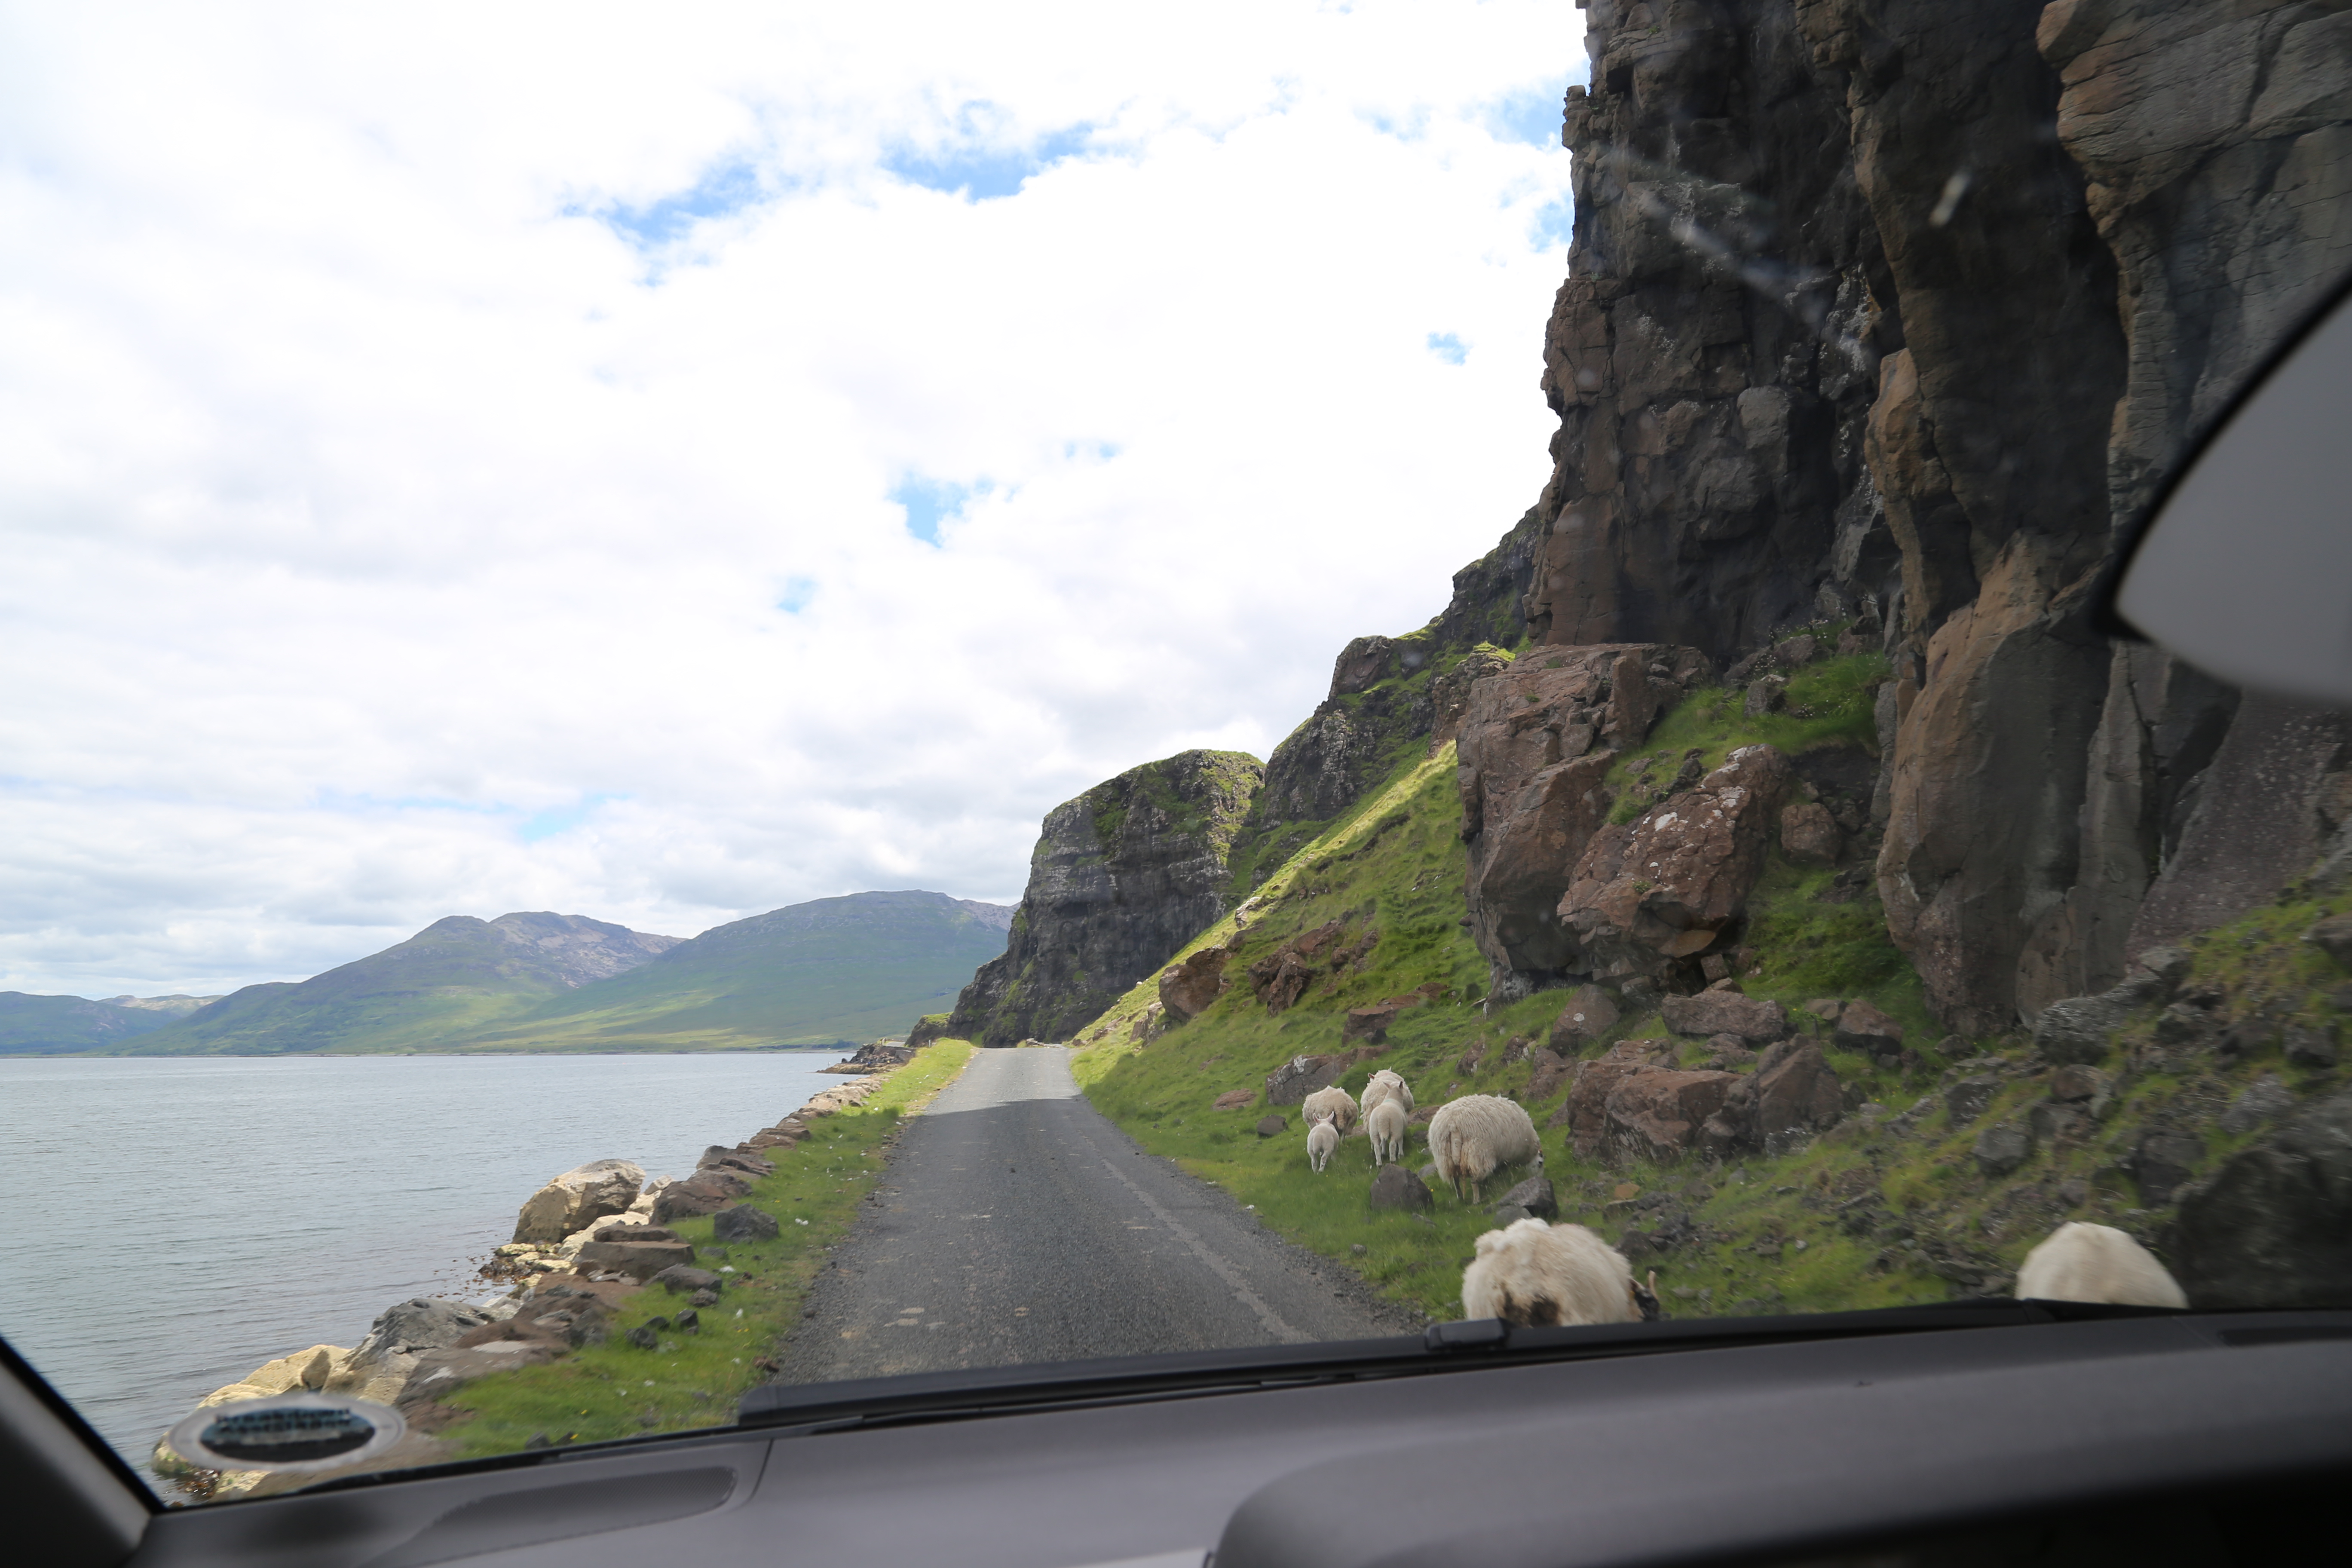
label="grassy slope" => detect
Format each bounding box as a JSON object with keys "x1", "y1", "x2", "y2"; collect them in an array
[
  {"x1": 0, "y1": 991, "x2": 191, "y2": 1054},
  {"x1": 429, "y1": 1041, "x2": 976, "y2": 1458},
  {"x1": 1071, "y1": 644, "x2": 2352, "y2": 1320},
  {"x1": 455, "y1": 901, "x2": 1009, "y2": 1052}
]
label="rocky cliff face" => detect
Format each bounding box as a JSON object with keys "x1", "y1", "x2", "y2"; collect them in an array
[
  {"x1": 1478, "y1": 0, "x2": 2352, "y2": 1035},
  {"x1": 947, "y1": 750, "x2": 1263, "y2": 1045}
]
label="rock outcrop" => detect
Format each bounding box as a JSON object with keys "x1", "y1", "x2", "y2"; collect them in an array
[
  {"x1": 511, "y1": 1159, "x2": 645, "y2": 1245},
  {"x1": 946, "y1": 750, "x2": 1263, "y2": 1046},
  {"x1": 1455, "y1": 643, "x2": 1711, "y2": 991},
  {"x1": 2172, "y1": 1086, "x2": 2352, "y2": 1309},
  {"x1": 1442, "y1": 0, "x2": 2352, "y2": 1035},
  {"x1": 1559, "y1": 745, "x2": 1794, "y2": 986}
]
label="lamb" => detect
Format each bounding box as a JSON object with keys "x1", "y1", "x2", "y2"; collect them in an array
[
  {"x1": 1461, "y1": 1219, "x2": 1646, "y2": 1326},
  {"x1": 1306, "y1": 1117, "x2": 1339, "y2": 1173},
  {"x1": 1360, "y1": 1069, "x2": 1414, "y2": 1119},
  {"x1": 1427, "y1": 1093, "x2": 1542, "y2": 1202},
  {"x1": 1301, "y1": 1084, "x2": 1359, "y2": 1133},
  {"x1": 1367, "y1": 1098, "x2": 1408, "y2": 1167},
  {"x1": 2015, "y1": 1221, "x2": 2188, "y2": 1308}
]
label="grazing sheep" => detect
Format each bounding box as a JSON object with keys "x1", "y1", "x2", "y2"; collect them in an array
[
  {"x1": 1461, "y1": 1219, "x2": 1645, "y2": 1327},
  {"x1": 1306, "y1": 1118, "x2": 1339, "y2": 1173},
  {"x1": 1361, "y1": 1069, "x2": 1414, "y2": 1119},
  {"x1": 1302, "y1": 1084, "x2": 1359, "y2": 1133},
  {"x1": 1367, "y1": 1098, "x2": 1408, "y2": 1167},
  {"x1": 1427, "y1": 1093, "x2": 1542, "y2": 1202},
  {"x1": 2016, "y1": 1221, "x2": 2188, "y2": 1308}
]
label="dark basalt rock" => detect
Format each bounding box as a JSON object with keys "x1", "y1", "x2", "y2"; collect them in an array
[
  {"x1": 648, "y1": 1265, "x2": 724, "y2": 1296},
  {"x1": 1369, "y1": 1164, "x2": 1433, "y2": 1211},
  {"x1": 711, "y1": 1204, "x2": 779, "y2": 1243},
  {"x1": 2174, "y1": 1088, "x2": 2352, "y2": 1309},
  {"x1": 946, "y1": 750, "x2": 1263, "y2": 1046},
  {"x1": 1494, "y1": 1176, "x2": 1559, "y2": 1222}
]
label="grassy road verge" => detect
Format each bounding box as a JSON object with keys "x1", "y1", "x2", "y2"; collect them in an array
[{"x1": 431, "y1": 1040, "x2": 975, "y2": 1457}]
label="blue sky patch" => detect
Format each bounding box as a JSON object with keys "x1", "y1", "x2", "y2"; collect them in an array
[
  {"x1": 776, "y1": 576, "x2": 818, "y2": 614},
  {"x1": 883, "y1": 113, "x2": 1092, "y2": 201},
  {"x1": 893, "y1": 474, "x2": 991, "y2": 545},
  {"x1": 1427, "y1": 332, "x2": 1468, "y2": 364},
  {"x1": 585, "y1": 157, "x2": 766, "y2": 251},
  {"x1": 1484, "y1": 84, "x2": 1569, "y2": 148},
  {"x1": 518, "y1": 793, "x2": 623, "y2": 843},
  {"x1": 1531, "y1": 194, "x2": 1575, "y2": 251}
]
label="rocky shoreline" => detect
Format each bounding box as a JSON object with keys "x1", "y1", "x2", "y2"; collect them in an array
[{"x1": 150, "y1": 1066, "x2": 895, "y2": 1502}]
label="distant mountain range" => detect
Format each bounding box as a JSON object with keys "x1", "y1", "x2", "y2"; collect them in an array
[
  {"x1": 0, "y1": 991, "x2": 221, "y2": 1054},
  {"x1": 2, "y1": 892, "x2": 1011, "y2": 1055}
]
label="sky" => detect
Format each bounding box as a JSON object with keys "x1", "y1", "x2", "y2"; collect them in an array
[{"x1": 0, "y1": 0, "x2": 1587, "y2": 998}]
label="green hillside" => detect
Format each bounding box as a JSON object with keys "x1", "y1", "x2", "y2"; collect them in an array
[
  {"x1": 450, "y1": 891, "x2": 1013, "y2": 1052},
  {"x1": 115, "y1": 912, "x2": 681, "y2": 1055},
  {"x1": 1067, "y1": 648, "x2": 2352, "y2": 1322},
  {"x1": 0, "y1": 992, "x2": 215, "y2": 1054}
]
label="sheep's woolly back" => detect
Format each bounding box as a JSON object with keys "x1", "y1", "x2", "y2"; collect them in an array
[
  {"x1": 1367, "y1": 1098, "x2": 1408, "y2": 1166},
  {"x1": 1302, "y1": 1084, "x2": 1359, "y2": 1132},
  {"x1": 1428, "y1": 1094, "x2": 1540, "y2": 1198},
  {"x1": 2016, "y1": 1222, "x2": 2188, "y2": 1308},
  {"x1": 1461, "y1": 1220, "x2": 1640, "y2": 1327},
  {"x1": 1306, "y1": 1118, "x2": 1339, "y2": 1173},
  {"x1": 1361, "y1": 1070, "x2": 1414, "y2": 1118}
]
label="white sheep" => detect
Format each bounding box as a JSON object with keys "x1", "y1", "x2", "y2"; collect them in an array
[
  {"x1": 1461, "y1": 1219, "x2": 1646, "y2": 1326},
  {"x1": 1306, "y1": 1117, "x2": 1339, "y2": 1173},
  {"x1": 1427, "y1": 1093, "x2": 1542, "y2": 1202},
  {"x1": 2015, "y1": 1221, "x2": 2188, "y2": 1308},
  {"x1": 1361, "y1": 1069, "x2": 1414, "y2": 1119},
  {"x1": 1301, "y1": 1084, "x2": 1359, "y2": 1133},
  {"x1": 1367, "y1": 1098, "x2": 1408, "y2": 1167}
]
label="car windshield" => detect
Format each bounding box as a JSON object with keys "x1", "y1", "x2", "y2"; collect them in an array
[{"x1": 7, "y1": 0, "x2": 2352, "y2": 1507}]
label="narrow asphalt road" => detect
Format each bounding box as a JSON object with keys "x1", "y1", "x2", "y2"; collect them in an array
[{"x1": 772, "y1": 1047, "x2": 1418, "y2": 1384}]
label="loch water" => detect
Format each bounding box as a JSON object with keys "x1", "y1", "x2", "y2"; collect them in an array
[{"x1": 0, "y1": 1052, "x2": 849, "y2": 1476}]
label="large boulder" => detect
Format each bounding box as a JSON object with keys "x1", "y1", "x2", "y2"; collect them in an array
[
  {"x1": 1702, "y1": 1040, "x2": 1844, "y2": 1157},
  {"x1": 1264, "y1": 1053, "x2": 1344, "y2": 1106},
  {"x1": 2173, "y1": 1087, "x2": 2352, "y2": 1308},
  {"x1": 1779, "y1": 801, "x2": 1842, "y2": 866},
  {"x1": 1557, "y1": 1041, "x2": 1660, "y2": 1159},
  {"x1": 1660, "y1": 989, "x2": 1790, "y2": 1044},
  {"x1": 2306, "y1": 915, "x2": 2352, "y2": 968},
  {"x1": 1832, "y1": 1000, "x2": 1904, "y2": 1058},
  {"x1": 1247, "y1": 923, "x2": 1348, "y2": 1015},
  {"x1": 1456, "y1": 643, "x2": 1712, "y2": 988},
  {"x1": 511, "y1": 1159, "x2": 646, "y2": 1245},
  {"x1": 651, "y1": 1176, "x2": 739, "y2": 1226},
  {"x1": 1494, "y1": 1176, "x2": 1559, "y2": 1221},
  {"x1": 1368, "y1": 1164, "x2": 1433, "y2": 1211},
  {"x1": 1158, "y1": 946, "x2": 1232, "y2": 1022},
  {"x1": 1558, "y1": 745, "x2": 1793, "y2": 985},
  {"x1": 649, "y1": 1265, "x2": 726, "y2": 1296},
  {"x1": 2031, "y1": 992, "x2": 2133, "y2": 1065},
  {"x1": 711, "y1": 1204, "x2": 780, "y2": 1243},
  {"x1": 573, "y1": 1238, "x2": 696, "y2": 1281},
  {"x1": 1547, "y1": 984, "x2": 1620, "y2": 1050},
  {"x1": 1601, "y1": 1066, "x2": 1741, "y2": 1164},
  {"x1": 398, "y1": 1342, "x2": 564, "y2": 1409}
]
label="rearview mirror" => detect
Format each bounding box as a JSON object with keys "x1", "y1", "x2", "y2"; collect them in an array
[{"x1": 2111, "y1": 280, "x2": 2352, "y2": 708}]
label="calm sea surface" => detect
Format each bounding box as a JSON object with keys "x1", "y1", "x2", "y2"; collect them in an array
[{"x1": 0, "y1": 1053, "x2": 849, "y2": 1476}]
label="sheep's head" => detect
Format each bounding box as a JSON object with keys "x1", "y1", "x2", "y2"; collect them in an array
[{"x1": 1630, "y1": 1269, "x2": 1662, "y2": 1323}]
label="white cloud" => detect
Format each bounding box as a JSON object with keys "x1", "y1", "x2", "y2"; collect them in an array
[{"x1": 0, "y1": 0, "x2": 1585, "y2": 996}]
